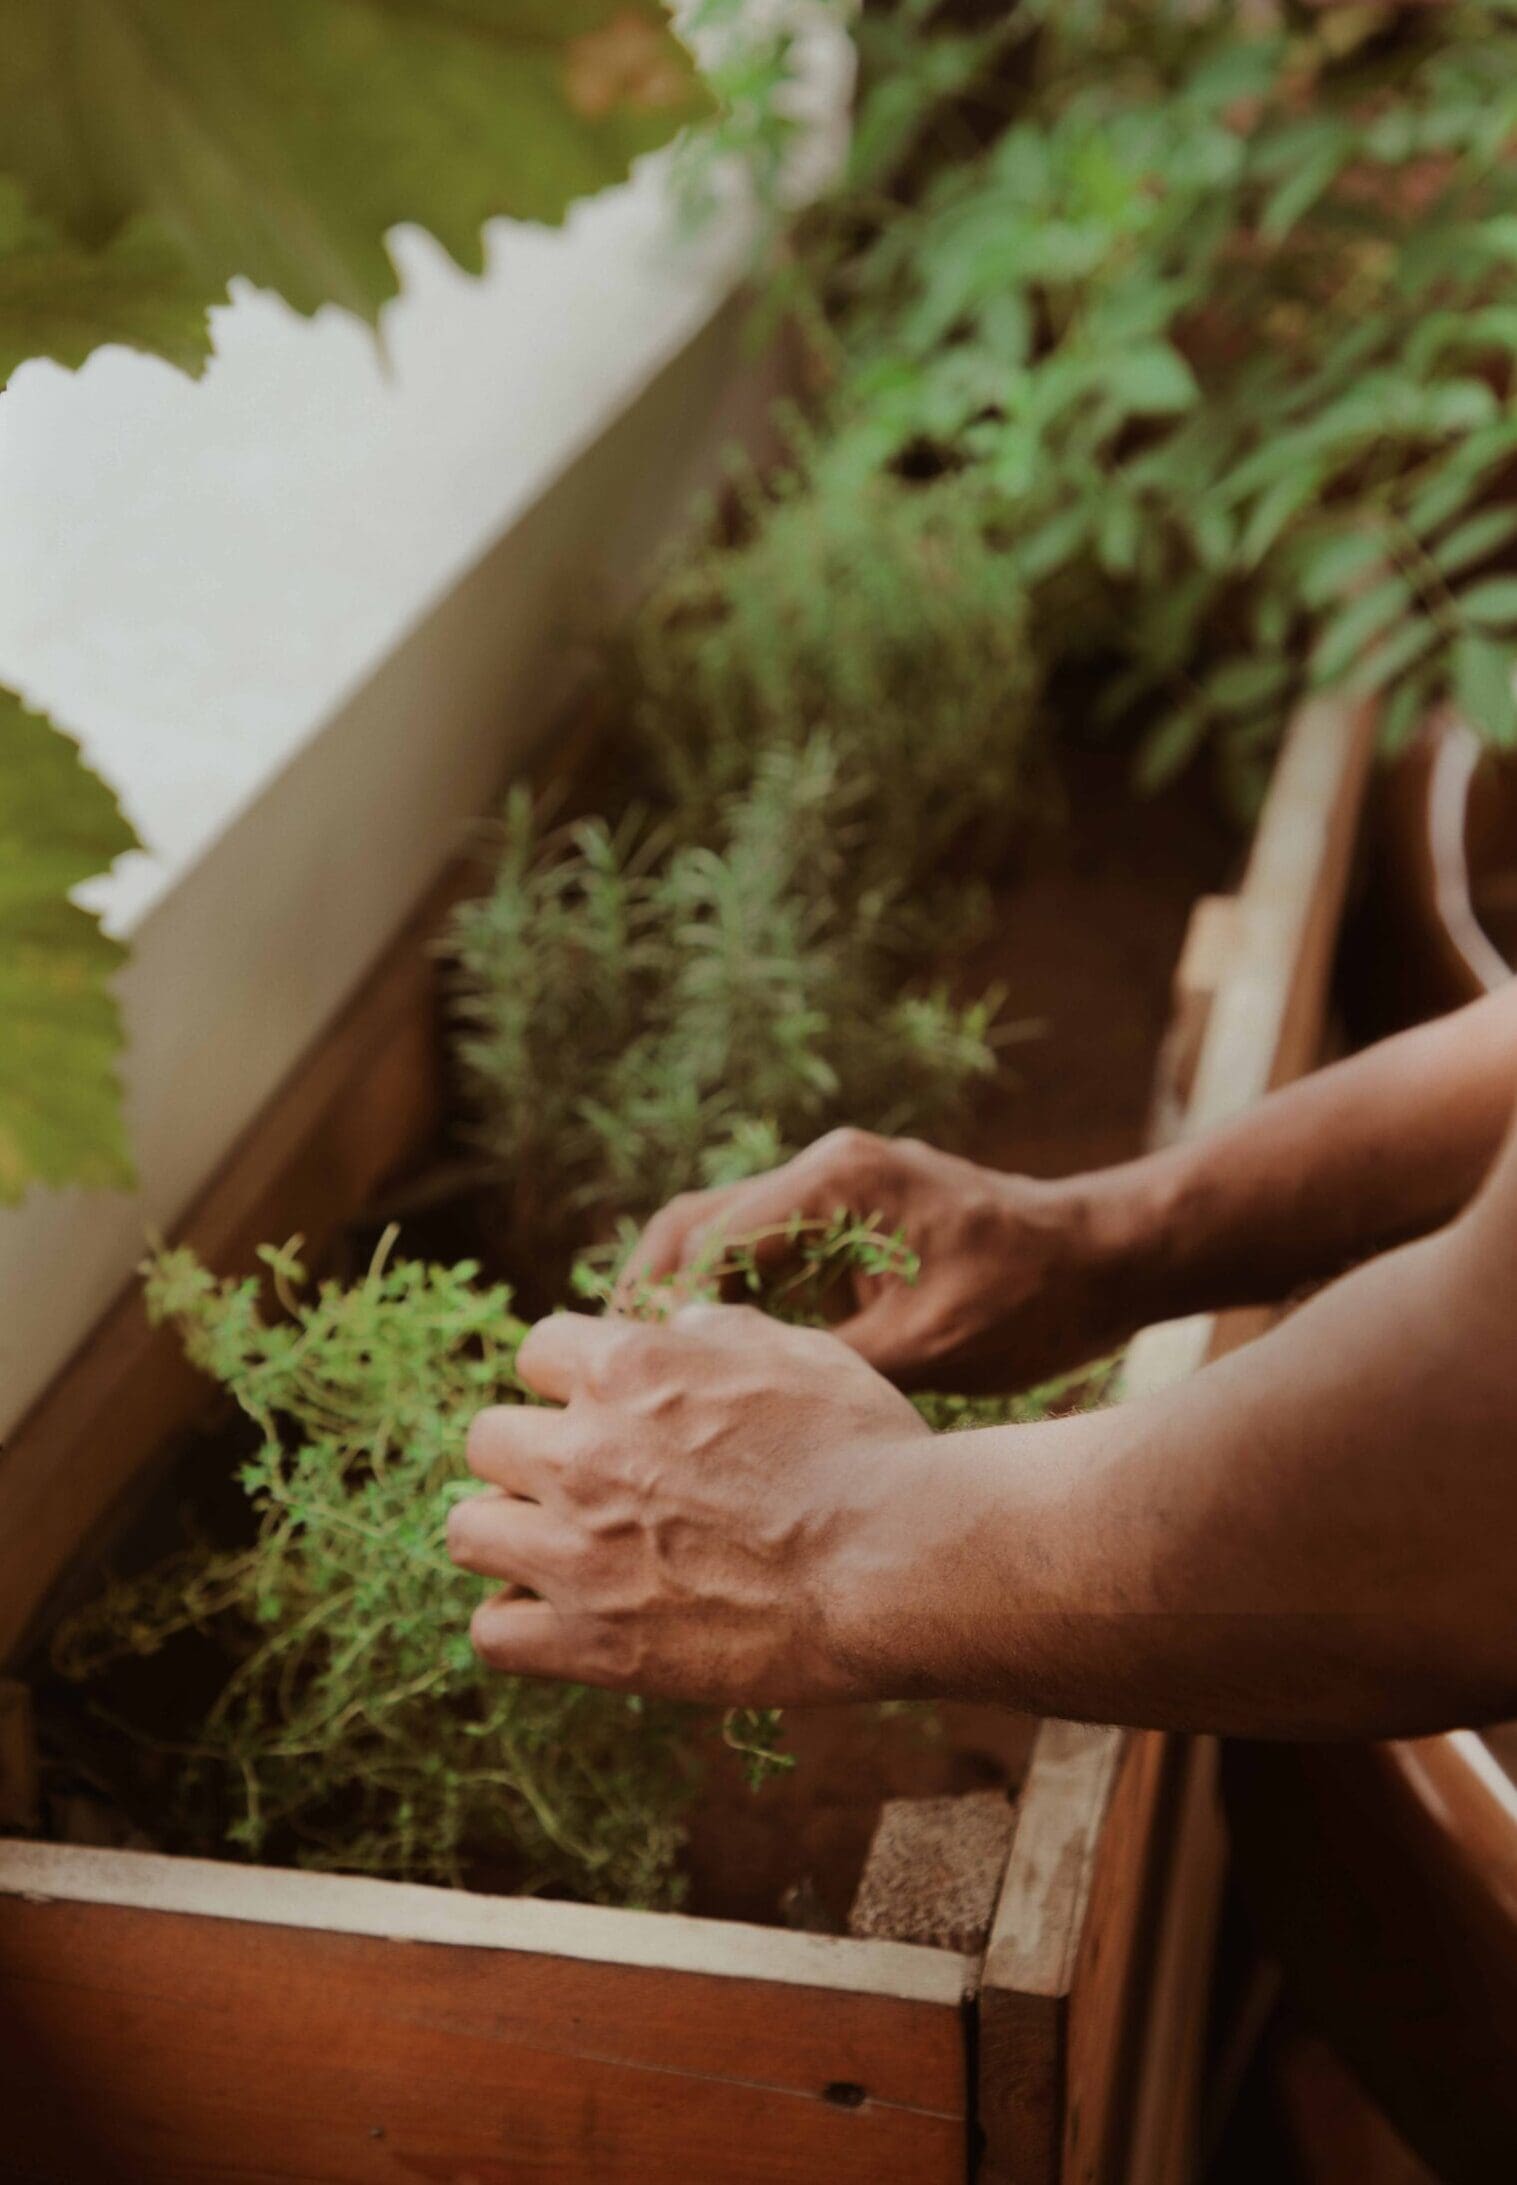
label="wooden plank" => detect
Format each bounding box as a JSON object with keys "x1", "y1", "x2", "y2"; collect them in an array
[
  {"x1": 979, "y1": 1725, "x2": 1166, "y2": 2184},
  {"x1": 0, "y1": 1892, "x2": 967, "y2": 2184},
  {"x1": 0, "y1": 1840, "x2": 969, "y2": 2008},
  {"x1": 976, "y1": 694, "x2": 1378, "y2": 2184},
  {"x1": 1124, "y1": 1739, "x2": 1229, "y2": 2185}
]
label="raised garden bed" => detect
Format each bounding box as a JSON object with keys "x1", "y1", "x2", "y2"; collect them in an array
[{"x1": 0, "y1": 693, "x2": 1373, "y2": 2183}]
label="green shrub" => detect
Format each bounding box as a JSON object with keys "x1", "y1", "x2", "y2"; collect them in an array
[
  {"x1": 54, "y1": 1234, "x2": 694, "y2": 1903},
  {"x1": 447, "y1": 745, "x2": 1005, "y2": 1250},
  {"x1": 625, "y1": 467, "x2": 1044, "y2": 895},
  {"x1": 711, "y1": 0, "x2": 1517, "y2": 809},
  {"x1": 53, "y1": 1222, "x2": 1109, "y2": 1896}
]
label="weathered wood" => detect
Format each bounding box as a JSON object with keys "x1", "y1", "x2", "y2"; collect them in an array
[
  {"x1": 979, "y1": 692, "x2": 1378, "y2": 2185},
  {"x1": 979, "y1": 1723, "x2": 1164, "y2": 2185},
  {"x1": 1125, "y1": 1738, "x2": 1229, "y2": 2185},
  {"x1": 0, "y1": 1844, "x2": 969, "y2": 2183}
]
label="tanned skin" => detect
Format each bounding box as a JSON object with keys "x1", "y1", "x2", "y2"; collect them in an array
[{"x1": 448, "y1": 983, "x2": 1517, "y2": 1740}]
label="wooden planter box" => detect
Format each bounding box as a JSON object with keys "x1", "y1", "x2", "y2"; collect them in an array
[{"x1": 0, "y1": 696, "x2": 1374, "y2": 2184}]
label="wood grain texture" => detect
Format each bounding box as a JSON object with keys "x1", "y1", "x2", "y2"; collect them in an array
[
  {"x1": 0, "y1": 1840, "x2": 969, "y2": 2006},
  {"x1": 978, "y1": 693, "x2": 1377, "y2": 2185},
  {"x1": 0, "y1": 1890, "x2": 967, "y2": 2184}
]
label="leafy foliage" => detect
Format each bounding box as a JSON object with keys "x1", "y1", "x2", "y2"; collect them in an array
[
  {"x1": 55, "y1": 1231, "x2": 693, "y2": 1901},
  {"x1": 53, "y1": 1219, "x2": 1106, "y2": 1890},
  {"x1": 0, "y1": 1, "x2": 708, "y2": 373},
  {"x1": 448, "y1": 751, "x2": 1005, "y2": 1252},
  {"x1": 669, "y1": 0, "x2": 822, "y2": 235},
  {"x1": 624, "y1": 463, "x2": 1044, "y2": 896},
  {"x1": 0, "y1": 183, "x2": 213, "y2": 387},
  {"x1": 723, "y1": 0, "x2": 1517, "y2": 809},
  {"x1": 0, "y1": 694, "x2": 138, "y2": 1202}
]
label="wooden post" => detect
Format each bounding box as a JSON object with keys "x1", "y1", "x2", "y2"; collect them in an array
[{"x1": 979, "y1": 693, "x2": 1379, "y2": 2185}]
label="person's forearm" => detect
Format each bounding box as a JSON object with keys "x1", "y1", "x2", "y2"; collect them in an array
[
  {"x1": 836, "y1": 1118, "x2": 1517, "y2": 1737},
  {"x1": 1072, "y1": 982, "x2": 1517, "y2": 1336}
]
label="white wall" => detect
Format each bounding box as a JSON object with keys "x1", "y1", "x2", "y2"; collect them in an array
[{"x1": 0, "y1": 20, "x2": 854, "y2": 1432}]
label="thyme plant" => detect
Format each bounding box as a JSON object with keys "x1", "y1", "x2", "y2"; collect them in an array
[
  {"x1": 54, "y1": 1223, "x2": 1113, "y2": 1893},
  {"x1": 55, "y1": 1233, "x2": 692, "y2": 1904}
]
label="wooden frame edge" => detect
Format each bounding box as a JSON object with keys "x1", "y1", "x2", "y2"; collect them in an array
[
  {"x1": 0, "y1": 1838, "x2": 971, "y2": 2006},
  {"x1": 976, "y1": 692, "x2": 1379, "y2": 2183}
]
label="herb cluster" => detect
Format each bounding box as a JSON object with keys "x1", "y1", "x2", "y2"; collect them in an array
[
  {"x1": 56, "y1": 1222, "x2": 1100, "y2": 1897},
  {"x1": 449, "y1": 704, "x2": 1011, "y2": 1260}
]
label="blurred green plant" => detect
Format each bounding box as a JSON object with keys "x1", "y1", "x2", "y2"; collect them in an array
[
  {"x1": 714, "y1": 0, "x2": 1517, "y2": 813},
  {"x1": 447, "y1": 748, "x2": 1006, "y2": 1255},
  {"x1": 0, "y1": 0, "x2": 708, "y2": 1205},
  {"x1": 624, "y1": 463, "x2": 1044, "y2": 894}
]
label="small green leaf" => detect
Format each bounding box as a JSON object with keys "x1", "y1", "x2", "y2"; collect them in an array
[
  {"x1": 1205, "y1": 657, "x2": 1292, "y2": 716},
  {"x1": 1258, "y1": 140, "x2": 1343, "y2": 244},
  {"x1": 1456, "y1": 578, "x2": 1517, "y2": 631},
  {"x1": 1294, "y1": 530, "x2": 1384, "y2": 610},
  {"x1": 1453, "y1": 632, "x2": 1517, "y2": 747},
  {"x1": 1380, "y1": 679, "x2": 1425, "y2": 755},
  {"x1": 1101, "y1": 344, "x2": 1200, "y2": 419},
  {"x1": 1135, "y1": 700, "x2": 1208, "y2": 793},
  {"x1": 1344, "y1": 613, "x2": 1437, "y2": 699},
  {"x1": 1239, "y1": 470, "x2": 1322, "y2": 569},
  {"x1": 1309, "y1": 577, "x2": 1411, "y2": 686},
  {"x1": 1430, "y1": 507, "x2": 1517, "y2": 579}
]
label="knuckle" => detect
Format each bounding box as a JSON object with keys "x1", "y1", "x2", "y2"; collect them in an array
[
  {"x1": 814, "y1": 1125, "x2": 879, "y2": 1181},
  {"x1": 587, "y1": 1616, "x2": 645, "y2": 1684},
  {"x1": 585, "y1": 1322, "x2": 642, "y2": 1399}
]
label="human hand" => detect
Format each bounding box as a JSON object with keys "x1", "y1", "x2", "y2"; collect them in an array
[
  {"x1": 448, "y1": 1302, "x2": 932, "y2": 1704},
  {"x1": 618, "y1": 1128, "x2": 1139, "y2": 1394}
]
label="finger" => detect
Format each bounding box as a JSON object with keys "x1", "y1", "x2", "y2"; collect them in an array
[
  {"x1": 833, "y1": 1296, "x2": 913, "y2": 1380},
  {"x1": 466, "y1": 1403, "x2": 570, "y2": 1495},
  {"x1": 617, "y1": 1184, "x2": 741, "y2": 1296},
  {"x1": 446, "y1": 1490, "x2": 571, "y2": 1586},
  {"x1": 678, "y1": 1161, "x2": 861, "y2": 1287},
  {"x1": 471, "y1": 1596, "x2": 620, "y2": 1686},
  {"x1": 515, "y1": 1312, "x2": 619, "y2": 1402}
]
